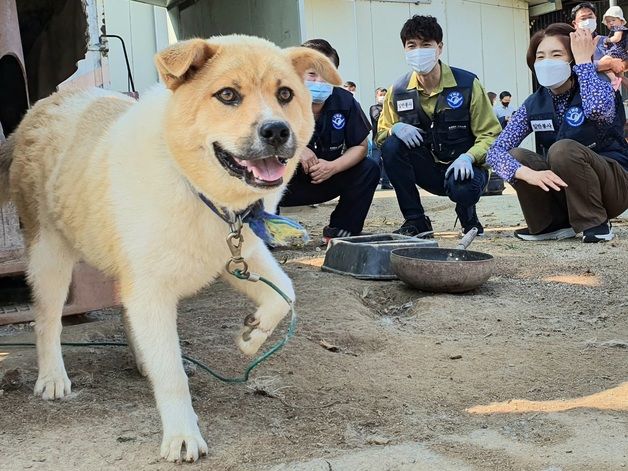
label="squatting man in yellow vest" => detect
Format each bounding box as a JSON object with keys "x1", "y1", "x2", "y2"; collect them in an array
[{"x1": 377, "y1": 15, "x2": 501, "y2": 238}]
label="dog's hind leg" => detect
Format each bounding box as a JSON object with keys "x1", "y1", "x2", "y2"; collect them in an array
[
  {"x1": 121, "y1": 283, "x2": 208, "y2": 462},
  {"x1": 222, "y1": 243, "x2": 295, "y2": 356},
  {"x1": 28, "y1": 229, "x2": 78, "y2": 400}
]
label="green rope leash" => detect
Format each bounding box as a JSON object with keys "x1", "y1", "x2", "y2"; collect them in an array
[
  {"x1": 0, "y1": 271, "x2": 297, "y2": 384},
  {"x1": 0, "y1": 214, "x2": 299, "y2": 384}
]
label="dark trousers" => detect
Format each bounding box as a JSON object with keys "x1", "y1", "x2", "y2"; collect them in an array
[
  {"x1": 370, "y1": 146, "x2": 391, "y2": 186},
  {"x1": 511, "y1": 139, "x2": 628, "y2": 233},
  {"x1": 279, "y1": 157, "x2": 380, "y2": 234},
  {"x1": 381, "y1": 135, "x2": 488, "y2": 225}
]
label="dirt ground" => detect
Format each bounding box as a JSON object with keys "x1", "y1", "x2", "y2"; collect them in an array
[{"x1": 1, "y1": 188, "x2": 627, "y2": 471}]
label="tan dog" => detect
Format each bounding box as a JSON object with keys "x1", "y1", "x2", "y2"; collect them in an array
[{"x1": 0, "y1": 35, "x2": 340, "y2": 462}]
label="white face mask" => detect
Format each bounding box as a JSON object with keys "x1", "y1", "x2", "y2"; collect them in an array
[
  {"x1": 405, "y1": 48, "x2": 438, "y2": 75},
  {"x1": 376, "y1": 95, "x2": 385, "y2": 105},
  {"x1": 578, "y1": 18, "x2": 597, "y2": 33},
  {"x1": 534, "y1": 59, "x2": 572, "y2": 90}
]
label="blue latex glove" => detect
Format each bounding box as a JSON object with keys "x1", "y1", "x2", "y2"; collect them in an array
[
  {"x1": 445, "y1": 153, "x2": 475, "y2": 181},
  {"x1": 391, "y1": 122, "x2": 424, "y2": 148}
]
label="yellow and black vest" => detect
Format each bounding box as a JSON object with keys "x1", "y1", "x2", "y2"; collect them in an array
[{"x1": 392, "y1": 67, "x2": 476, "y2": 164}]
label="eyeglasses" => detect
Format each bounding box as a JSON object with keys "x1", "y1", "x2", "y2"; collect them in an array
[{"x1": 571, "y1": 2, "x2": 596, "y2": 19}]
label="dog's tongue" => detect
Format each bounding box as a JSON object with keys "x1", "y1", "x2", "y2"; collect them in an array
[{"x1": 236, "y1": 157, "x2": 286, "y2": 182}]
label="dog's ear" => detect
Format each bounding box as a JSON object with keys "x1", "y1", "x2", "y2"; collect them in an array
[
  {"x1": 155, "y1": 39, "x2": 218, "y2": 90},
  {"x1": 283, "y1": 47, "x2": 342, "y2": 86}
]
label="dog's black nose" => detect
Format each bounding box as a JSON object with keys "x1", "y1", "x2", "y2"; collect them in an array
[{"x1": 259, "y1": 121, "x2": 290, "y2": 148}]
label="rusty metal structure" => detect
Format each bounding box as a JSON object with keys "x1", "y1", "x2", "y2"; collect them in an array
[{"x1": 0, "y1": 0, "x2": 118, "y2": 325}]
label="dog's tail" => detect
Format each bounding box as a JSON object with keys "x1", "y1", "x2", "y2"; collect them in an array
[{"x1": 0, "y1": 135, "x2": 15, "y2": 206}]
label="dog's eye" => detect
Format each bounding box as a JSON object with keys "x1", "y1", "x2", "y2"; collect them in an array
[
  {"x1": 277, "y1": 87, "x2": 293, "y2": 104},
  {"x1": 215, "y1": 88, "x2": 241, "y2": 105}
]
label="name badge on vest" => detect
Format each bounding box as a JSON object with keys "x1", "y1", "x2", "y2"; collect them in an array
[
  {"x1": 397, "y1": 99, "x2": 414, "y2": 112},
  {"x1": 531, "y1": 119, "x2": 555, "y2": 132}
]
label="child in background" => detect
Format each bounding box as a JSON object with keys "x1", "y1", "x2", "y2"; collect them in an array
[{"x1": 601, "y1": 6, "x2": 628, "y2": 89}]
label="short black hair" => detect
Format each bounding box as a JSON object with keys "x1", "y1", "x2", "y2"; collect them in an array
[
  {"x1": 499, "y1": 91, "x2": 512, "y2": 99},
  {"x1": 344, "y1": 81, "x2": 356, "y2": 88},
  {"x1": 375, "y1": 87, "x2": 387, "y2": 94},
  {"x1": 301, "y1": 38, "x2": 340, "y2": 68},
  {"x1": 571, "y1": 2, "x2": 596, "y2": 21},
  {"x1": 400, "y1": 15, "x2": 443, "y2": 45}
]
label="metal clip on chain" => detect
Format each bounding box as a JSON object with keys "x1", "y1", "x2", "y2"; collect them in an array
[{"x1": 225, "y1": 216, "x2": 249, "y2": 278}]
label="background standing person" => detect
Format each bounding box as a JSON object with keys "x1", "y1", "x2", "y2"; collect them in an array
[
  {"x1": 600, "y1": 6, "x2": 628, "y2": 88},
  {"x1": 487, "y1": 91, "x2": 497, "y2": 106},
  {"x1": 369, "y1": 87, "x2": 393, "y2": 189},
  {"x1": 377, "y1": 15, "x2": 501, "y2": 237},
  {"x1": 570, "y1": 2, "x2": 625, "y2": 74},
  {"x1": 494, "y1": 91, "x2": 515, "y2": 128},
  {"x1": 343, "y1": 81, "x2": 357, "y2": 94},
  {"x1": 279, "y1": 39, "x2": 379, "y2": 244},
  {"x1": 486, "y1": 24, "x2": 628, "y2": 243}
]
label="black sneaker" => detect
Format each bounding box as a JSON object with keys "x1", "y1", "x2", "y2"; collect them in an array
[
  {"x1": 393, "y1": 216, "x2": 434, "y2": 238},
  {"x1": 582, "y1": 221, "x2": 614, "y2": 243},
  {"x1": 514, "y1": 224, "x2": 576, "y2": 241},
  {"x1": 322, "y1": 226, "x2": 353, "y2": 244},
  {"x1": 462, "y1": 221, "x2": 484, "y2": 236}
]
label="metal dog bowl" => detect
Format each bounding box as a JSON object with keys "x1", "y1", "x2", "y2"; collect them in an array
[
  {"x1": 322, "y1": 234, "x2": 438, "y2": 280},
  {"x1": 390, "y1": 246, "x2": 494, "y2": 293}
]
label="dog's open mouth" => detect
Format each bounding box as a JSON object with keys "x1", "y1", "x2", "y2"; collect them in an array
[{"x1": 213, "y1": 143, "x2": 289, "y2": 188}]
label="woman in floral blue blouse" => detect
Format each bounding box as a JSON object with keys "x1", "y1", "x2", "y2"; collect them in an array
[{"x1": 487, "y1": 23, "x2": 628, "y2": 243}]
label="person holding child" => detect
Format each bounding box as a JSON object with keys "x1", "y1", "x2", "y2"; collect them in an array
[
  {"x1": 602, "y1": 6, "x2": 628, "y2": 60},
  {"x1": 486, "y1": 23, "x2": 628, "y2": 243},
  {"x1": 570, "y1": 2, "x2": 625, "y2": 75},
  {"x1": 601, "y1": 6, "x2": 628, "y2": 88}
]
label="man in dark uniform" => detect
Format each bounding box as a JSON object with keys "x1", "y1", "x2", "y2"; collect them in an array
[
  {"x1": 377, "y1": 15, "x2": 501, "y2": 237},
  {"x1": 279, "y1": 39, "x2": 380, "y2": 243}
]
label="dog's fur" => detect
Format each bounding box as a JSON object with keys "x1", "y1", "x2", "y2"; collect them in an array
[{"x1": 0, "y1": 35, "x2": 340, "y2": 462}]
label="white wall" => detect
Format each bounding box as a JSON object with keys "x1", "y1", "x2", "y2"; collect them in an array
[
  {"x1": 103, "y1": 0, "x2": 170, "y2": 94},
  {"x1": 302, "y1": 0, "x2": 532, "y2": 114},
  {"x1": 103, "y1": 0, "x2": 534, "y2": 150}
]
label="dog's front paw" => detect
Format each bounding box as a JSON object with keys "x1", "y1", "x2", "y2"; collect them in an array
[
  {"x1": 160, "y1": 433, "x2": 208, "y2": 463},
  {"x1": 237, "y1": 327, "x2": 269, "y2": 356},
  {"x1": 34, "y1": 372, "x2": 71, "y2": 400}
]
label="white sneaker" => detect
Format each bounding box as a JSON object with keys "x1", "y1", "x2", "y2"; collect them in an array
[{"x1": 514, "y1": 226, "x2": 576, "y2": 241}]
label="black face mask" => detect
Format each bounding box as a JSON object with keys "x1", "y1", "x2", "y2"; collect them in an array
[{"x1": 501, "y1": 101, "x2": 510, "y2": 107}]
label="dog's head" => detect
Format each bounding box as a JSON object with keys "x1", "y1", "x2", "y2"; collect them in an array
[{"x1": 155, "y1": 35, "x2": 341, "y2": 210}]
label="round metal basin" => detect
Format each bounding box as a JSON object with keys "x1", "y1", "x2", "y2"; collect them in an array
[{"x1": 390, "y1": 247, "x2": 495, "y2": 293}]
